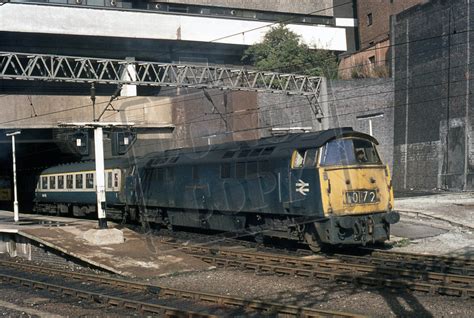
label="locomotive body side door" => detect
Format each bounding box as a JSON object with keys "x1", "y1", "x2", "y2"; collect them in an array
[{"x1": 288, "y1": 148, "x2": 324, "y2": 217}]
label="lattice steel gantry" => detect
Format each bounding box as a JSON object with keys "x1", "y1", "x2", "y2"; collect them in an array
[
  {"x1": 0, "y1": 51, "x2": 325, "y2": 116},
  {"x1": 0, "y1": 51, "x2": 322, "y2": 94}
]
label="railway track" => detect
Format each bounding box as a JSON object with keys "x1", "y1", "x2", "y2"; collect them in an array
[
  {"x1": 156, "y1": 230, "x2": 474, "y2": 276},
  {"x1": 162, "y1": 242, "x2": 474, "y2": 298},
  {"x1": 0, "y1": 259, "x2": 363, "y2": 318},
  {"x1": 362, "y1": 249, "x2": 474, "y2": 269},
  {"x1": 333, "y1": 250, "x2": 474, "y2": 276}
]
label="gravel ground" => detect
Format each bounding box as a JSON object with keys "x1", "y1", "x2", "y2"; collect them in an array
[
  {"x1": 1, "y1": 198, "x2": 473, "y2": 317},
  {"x1": 0, "y1": 283, "x2": 138, "y2": 317},
  {"x1": 3, "y1": 252, "x2": 473, "y2": 317},
  {"x1": 389, "y1": 213, "x2": 474, "y2": 257},
  {"x1": 152, "y1": 269, "x2": 473, "y2": 317}
]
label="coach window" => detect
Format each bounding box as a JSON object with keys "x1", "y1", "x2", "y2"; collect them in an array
[
  {"x1": 291, "y1": 150, "x2": 305, "y2": 168},
  {"x1": 114, "y1": 172, "x2": 119, "y2": 188},
  {"x1": 107, "y1": 172, "x2": 113, "y2": 189},
  {"x1": 42, "y1": 176, "x2": 48, "y2": 190},
  {"x1": 66, "y1": 175, "x2": 73, "y2": 189},
  {"x1": 75, "y1": 174, "x2": 83, "y2": 189},
  {"x1": 86, "y1": 173, "x2": 94, "y2": 189},
  {"x1": 58, "y1": 175, "x2": 64, "y2": 189},
  {"x1": 49, "y1": 176, "x2": 56, "y2": 190}
]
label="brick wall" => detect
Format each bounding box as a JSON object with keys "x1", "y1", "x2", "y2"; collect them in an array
[
  {"x1": 339, "y1": 39, "x2": 390, "y2": 79},
  {"x1": 327, "y1": 78, "x2": 395, "y2": 171},
  {"x1": 357, "y1": 0, "x2": 426, "y2": 49},
  {"x1": 165, "y1": 79, "x2": 395, "y2": 174},
  {"x1": 393, "y1": 0, "x2": 474, "y2": 190}
]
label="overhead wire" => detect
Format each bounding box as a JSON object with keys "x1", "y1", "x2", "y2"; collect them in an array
[{"x1": 2, "y1": 2, "x2": 464, "y2": 163}]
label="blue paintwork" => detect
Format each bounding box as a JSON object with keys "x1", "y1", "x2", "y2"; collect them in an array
[{"x1": 35, "y1": 190, "x2": 122, "y2": 205}]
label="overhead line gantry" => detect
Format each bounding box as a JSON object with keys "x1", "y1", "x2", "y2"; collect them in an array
[{"x1": 0, "y1": 51, "x2": 323, "y2": 98}]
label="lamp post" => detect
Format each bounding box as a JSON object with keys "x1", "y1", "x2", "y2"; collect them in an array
[{"x1": 6, "y1": 131, "x2": 21, "y2": 222}]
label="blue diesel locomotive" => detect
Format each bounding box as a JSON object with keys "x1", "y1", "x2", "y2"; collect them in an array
[{"x1": 34, "y1": 128, "x2": 399, "y2": 251}]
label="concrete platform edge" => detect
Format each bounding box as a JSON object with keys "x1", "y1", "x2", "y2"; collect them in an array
[{"x1": 3, "y1": 230, "x2": 127, "y2": 276}]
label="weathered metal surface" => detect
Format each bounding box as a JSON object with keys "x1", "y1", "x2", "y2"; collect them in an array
[{"x1": 0, "y1": 51, "x2": 323, "y2": 96}]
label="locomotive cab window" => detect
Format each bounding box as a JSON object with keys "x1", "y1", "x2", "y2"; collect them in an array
[
  {"x1": 320, "y1": 138, "x2": 381, "y2": 166},
  {"x1": 292, "y1": 150, "x2": 305, "y2": 168},
  {"x1": 354, "y1": 139, "x2": 381, "y2": 164},
  {"x1": 304, "y1": 148, "x2": 318, "y2": 168},
  {"x1": 292, "y1": 148, "x2": 318, "y2": 168}
]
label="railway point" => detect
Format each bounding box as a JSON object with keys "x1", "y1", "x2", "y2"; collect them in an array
[{"x1": 0, "y1": 210, "x2": 212, "y2": 278}]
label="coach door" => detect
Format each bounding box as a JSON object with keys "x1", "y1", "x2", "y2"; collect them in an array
[{"x1": 125, "y1": 165, "x2": 138, "y2": 205}]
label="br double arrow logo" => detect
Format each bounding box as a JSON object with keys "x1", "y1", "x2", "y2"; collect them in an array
[{"x1": 296, "y1": 179, "x2": 310, "y2": 196}]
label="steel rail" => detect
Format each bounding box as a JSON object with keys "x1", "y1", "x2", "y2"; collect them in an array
[
  {"x1": 0, "y1": 272, "x2": 215, "y2": 317},
  {"x1": 157, "y1": 230, "x2": 474, "y2": 273},
  {"x1": 366, "y1": 249, "x2": 474, "y2": 268},
  {"x1": 332, "y1": 253, "x2": 474, "y2": 276},
  {"x1": 162, "y1": 243, "x2": 474, "y2": 298},
  {"x1": 164, "y1": 242, "x2": 474, "y2": 283},
  {"x1": 0, "y1": 259, "x2": 363, "y2": 318}
]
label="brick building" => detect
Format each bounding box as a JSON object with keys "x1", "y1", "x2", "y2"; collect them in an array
[
  {"x1": 339, "y1": 0, "x2": 426, "y2": 79},
  {"x1": 392, "y1": 0, "x2": 473, "y2": 190}
]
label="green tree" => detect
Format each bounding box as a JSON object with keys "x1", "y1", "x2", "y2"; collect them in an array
[{"x1": 242, "y1": 24, "x2": 338, "y2": 78}]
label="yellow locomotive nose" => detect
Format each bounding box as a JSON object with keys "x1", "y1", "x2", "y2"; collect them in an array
[
  {"x1": 318, "y1": 137, "x2": 394, "y2": 217},
  {"x1": 319, "y1": 164, "x2": 394, "y2": 216}
]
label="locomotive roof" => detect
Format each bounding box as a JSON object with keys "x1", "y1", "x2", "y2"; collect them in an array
[
  {"x1": 39, "y1": 158, "x2": 128, "y2": 175},
  {"x1": 141, "y1": 127, "x2": 379, "y2": 167},
  {"x1": 39, "y1": 128, "x2": 379, "y2": 174}
]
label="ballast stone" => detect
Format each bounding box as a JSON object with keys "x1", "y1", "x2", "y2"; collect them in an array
[{"x1": 83, "y1": 228, "x2": 124, "y2": 245}]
